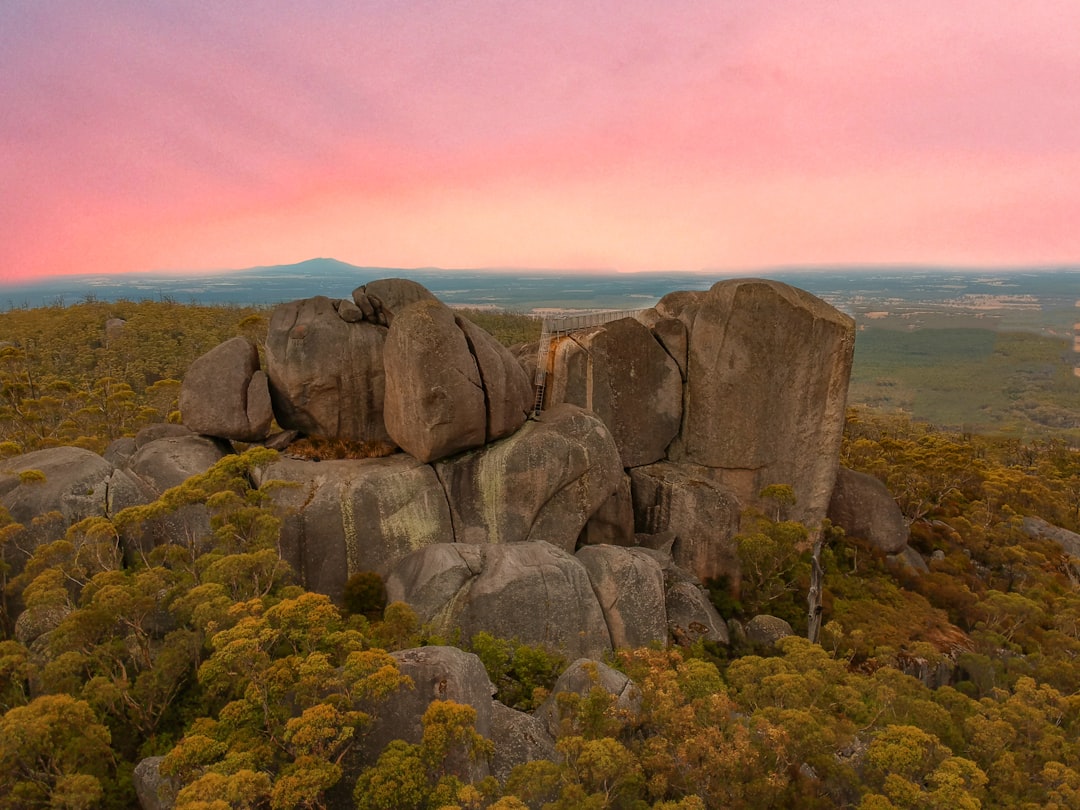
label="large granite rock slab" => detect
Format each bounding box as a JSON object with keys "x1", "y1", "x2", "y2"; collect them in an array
[
  {"x1": 434, "y1": 404, "x2": 623, "y2": 551},
  {"x1": 123, "y1": 435, "x2": 231, "y2": 496},
  {"x1": 578, "y1": 473, "x2": 636, "y2": 547},
  {"x1": 382, "y1": 299, "x2": 487, "y2": 463},
  {"x1": 669, "y1": 279, "x2": 855, "y2": 525},
  {"x1": 628, "y1": 461, "x2": 742, "y2": 583},
  {"x1": 382, "y1": 301, "x2": 532, "y2": 463},
  {"x1": 636, "y1": 307, "x2": 690, "y2": 380},
  {"x1": 386, "y1": 542, "x2": 613, "y2": 660},
  {"x1": 546, "y1": 317, "x2": 682, "y2": 468},
  {"x1": 265, "y1": 295, "x2": 391, "y2": 443},
  {"x1": 654, "y1": 289, "x2": 705, "y2": 332},
  {"x1": 179, "y1": 337, "x2": 273, "y2": 442},
  {"x1": 252, "y1": 455, "x2": 452, "y2": 600},
  {"x1": 0, "y1": 446, "x2": 112, "y2": 527},
  {"x1": 828, "y1": 466, "x2": 909, "y2": 554},
  {"x1": 489, "y1": 701, "x2": 557, "y2": 783},
  {"x1": 636, "y1": 547, "x2": 730, "y2": 647},
  {"x1": 355, "y1": 278, "x2": 438, "y2": 325},
  {"x1": 455, "y1": 314, "x2": 533, "y2": 442},
  {"x1": 133, "y1": 756, "x2": 178, "y2": 810},
  {"x1": 576, "y1": 545, "x2": 667, "y2": 650},
  {"x1": 1, "y1": 447, "x2": 116, "y2": 576}
]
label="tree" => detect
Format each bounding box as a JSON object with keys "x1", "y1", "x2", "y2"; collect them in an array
[
  {"x1": 0, "y1": 694, "x2": 114, "y2": 809},
  {"x1": 353, "y1": 700, "x2": 494, "y2": 810}
]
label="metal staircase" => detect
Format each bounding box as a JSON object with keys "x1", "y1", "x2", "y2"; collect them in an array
[{"x1": 531, "y1": 308, "x2": 643, "y2": 416}]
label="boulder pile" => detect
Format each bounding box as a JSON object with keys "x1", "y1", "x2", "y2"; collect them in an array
[{"x1": 2, "y1": 276, "x2": 879, "y2": 659}]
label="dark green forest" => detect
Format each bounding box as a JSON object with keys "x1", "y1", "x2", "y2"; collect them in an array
[{"x1": 2, "y1": 301, "x2": 1080, "y2": 808}]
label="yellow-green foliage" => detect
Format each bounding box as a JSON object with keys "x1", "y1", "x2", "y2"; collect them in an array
[
  {"x1": 3, "y1": 308, "x2": 1080, "y2": 807},
  {"x1": 0, "y1": 300, "x2": 265, "y2": 454},
  {"x1": 455, "y1": 308, "x2": 541, "y2": 347}
]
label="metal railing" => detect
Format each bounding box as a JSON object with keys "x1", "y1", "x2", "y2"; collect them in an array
[{"x1": 532, "y1": 309, "x2": 643, "y2": 415}]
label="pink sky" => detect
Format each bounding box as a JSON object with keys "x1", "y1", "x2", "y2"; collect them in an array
[{"x1": 3, "y1": 1, "x2": 1080, "y2": 283}]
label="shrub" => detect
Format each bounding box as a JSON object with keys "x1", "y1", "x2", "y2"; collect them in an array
[{"x1": 343, "y1": 570, "x2": 387, "y2": 619}]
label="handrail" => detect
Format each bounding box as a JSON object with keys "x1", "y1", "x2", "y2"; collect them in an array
[{"x1": 532, "y1": 309, "x2": 643, "y2": 415}]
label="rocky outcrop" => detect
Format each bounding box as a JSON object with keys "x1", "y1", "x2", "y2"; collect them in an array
[
  {"x1": 123, "y1": 435, "x2": 230, "y2": 496},
  {"x1": 576, "y1": 545, "x2": 667, "y2": 650},
  {"x1": 642, "y1": 313, "x2": 689, "y2": 381},
  {"x1": 0, "y1": 446, "x2": 113, "y2": 528},
  {"x1": 9, "y1": 274, "x2": 864, "y2": 675},
  {"x1": 489, "y1": 701, "x2": 557, "y2": 783},
  {"x1": 111, "y1": 434, "x2": 231, "y2": 554},
  {"x1": 14, "y1": 604, "x2": 70, "y2": 645},
  {"x1": 455, "y1": 314, "x2": 533, "y2": 443},
  {"x1": 546, "y1": 317, "x2": 682, "y2": 468},
  {"x1": 535, "y1": 658, "x2": 641, "y2": 738},
  {"x1": 654, "y1": 289, "x2": 705, "y2": 331},
  {"x1": 1022, "y1": 516, "x2": 1080, "y2": 558},
  {"x1": 361, "y1": 646, "x2": 494, "y2": 782},
  {"x1": 386, "y1": 538, "x2": 732, "y2": 664},
  {"x1": 435, "y1": 404, "x2": 623, "y2": 551},
  {"x1": 134, "y1": 423, "x2": 194, "y2": 449},
  {"x1": 669, "y1": 279, "x2": 855, "y2": 525},
  {"x1": 133, "y1": 756, "x2": 178, "y2": 810},
  {"x1": 745, "y1": 614, "x2": 794, "y2": 648},
  {"x1": 0, "y1": 447, "x2": 117, "y2": 575},
  {"x1": 179, "y1": 337, "x2": 273, "y2": 441},
  {"x1": 828, "y1": 466, "x2": 909, "y2": 555},
  {"x1": 355, "y1": 278, "x2": 438, "y2": 325},
  {"x1": 637, "y1": 547, "x2": 730, "y2": 646},
  {"x1": 888, "y1": 545, "x2": 930, "y2": 576},
  {"x1": 382, "y1": 300, "x2": 486, "y2": 461},
  {"x1": 628, "y1": 461, "x2": 742, "y2": 583},
  {"x1": 264, "y1": 295, "x2": 391, "y2": 443},
  {"x1": 578, "y1": 473, "x2": 636, "y2": 547},
  {"x1": 386, "y1": 542, "x2": 613, "y2": 659},
  {"x1": 383, "y1": 300, "x2": 531, "y2": 462},
  {"x1": 252, "y1": 455, "x2": 453, "y2": 595}
]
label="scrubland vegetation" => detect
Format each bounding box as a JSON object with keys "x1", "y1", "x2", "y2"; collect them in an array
[
  {"x1": 849, "y1": 327, "x2": 1080, "y2": 444},
  {"x1": 2, "y1": 301, "x2": 1080, "y2": 808}
]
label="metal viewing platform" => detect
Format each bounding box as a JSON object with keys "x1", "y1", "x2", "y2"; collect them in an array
[{"x1": 532, "y1": 309, "x2": 644, "y2": 415}]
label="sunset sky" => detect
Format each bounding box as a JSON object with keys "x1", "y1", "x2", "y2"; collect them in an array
[{"x1": 3, "y1": 1, "x2": 1080, "y2": 283}]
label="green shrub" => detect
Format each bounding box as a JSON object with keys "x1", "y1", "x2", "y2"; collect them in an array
[{"x1": 342, "y1": 570, "x2": 387, "y2": 619}]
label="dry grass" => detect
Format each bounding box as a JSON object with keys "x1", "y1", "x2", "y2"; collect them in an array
[{"x1": 286, "y1": 435, "x2": 398, "y2": 461}]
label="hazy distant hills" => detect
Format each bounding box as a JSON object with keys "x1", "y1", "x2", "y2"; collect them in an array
[{"x1": 3, "y1": 257, "x2": 1079, "y2": 334}]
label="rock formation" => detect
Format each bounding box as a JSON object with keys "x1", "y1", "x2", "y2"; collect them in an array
[
  {"x1": 628, "y1": 461, "x2": 741, "y2": 583},
  {"x1": 3, "y1": 274, "x2": 862, "y2": 667},
  {"x1": 545, "y1": 316, "x2": 682, "y2": 467},
  {"x1": 386, "y1": 542, "x2": 613, "y2": 659},
  {"x1": 828, "y1": 466, "x2": 910, "y2": 555},
  {"x1": 576, "y1": 545, "x2": 668, "y2": 650},
  {"x1": 433, "y1": 404, "x2": 623, "y2": 550},
  {"x1": 383, "y1": 299, "x2": 531, "y2": 462},
  {"x1": 1022, "y1": 516, "x2": 1080, "y2": 558},
  {"x1": 265, "y1": 295, "x2": 391, "y2": 443},
  {"x1": 667, "y1": 279, "x2": 855, "y2": 525},
  {"x1": 251, "y1": 454, "x2": 453, "y2": 594},
  {"x1": 0, "y1": 447, "x2": 119, "y2": 577},
  {"x1": 534, "y1": 658, "x2": 642, "y2": 738},
  {"x1": 360, "y1": 645, "x2": 495, "y2": 782},
  {"x1": 179, "y1": 337, "x2": 273, "y2": 442},
  {"x1": 489, "y1": 701, "x2": 557, "y2": 783}
]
